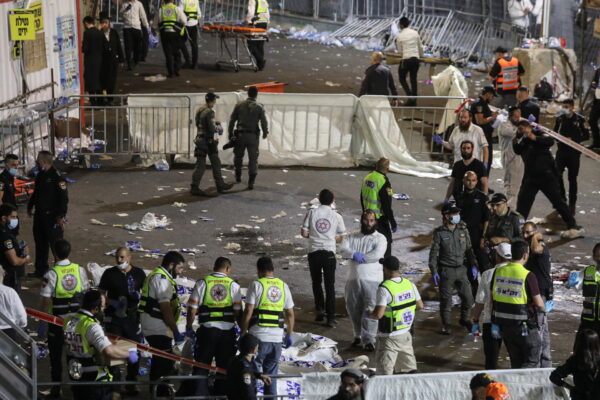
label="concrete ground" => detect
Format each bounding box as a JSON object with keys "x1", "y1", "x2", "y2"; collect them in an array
[{"x1": 21, "y1": 31, "x2": 600, "y2": 396}]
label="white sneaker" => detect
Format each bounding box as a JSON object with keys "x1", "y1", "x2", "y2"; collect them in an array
[{"x1": 560, "y1": 228, "x2": 585, "y2": 239}]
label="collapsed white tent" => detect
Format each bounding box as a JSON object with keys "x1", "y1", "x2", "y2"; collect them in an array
[{"x1": 127, "y1": 92, "x2": 451, "y2": 178}]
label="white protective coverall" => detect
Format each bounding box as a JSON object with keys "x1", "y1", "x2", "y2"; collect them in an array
[{"x1": 497, "y1": 120, "x2": 524, "y2": 205}]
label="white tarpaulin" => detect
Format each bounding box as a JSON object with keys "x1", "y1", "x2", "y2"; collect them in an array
[
  {"x1": 302, "y1": 368, "x2": 565, "y2": 400},
  {"x1": 432, "y1": 65, "x2": 469, "y2": 134},
  {"x1": 128, "y1": 93, "x2": 451, "y2": 178}
]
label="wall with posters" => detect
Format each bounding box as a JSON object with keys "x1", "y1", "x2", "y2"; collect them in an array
[{"x1": 0, "y1": 0, "x2": 80, "y2": 106}]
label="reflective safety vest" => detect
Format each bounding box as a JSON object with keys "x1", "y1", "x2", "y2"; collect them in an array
[
  {"x1": 139, "y1": 267, "x2": 182, "y2": 323},
  {"x1": 159, "y1": 3, "x2": 184, "y2": 34},
  {"x1": 495, "y1": 57, "x2": 520, "y2": 91},
  {"x1": 251, "y1": 277, "x2": 285, "y2": 328},
  {"x1": 379, "y1": 278, "x2": 417, "y2": 334},
  {"x1": 361, "y1": 170, "x2": 387, "y2": 219},
  {"x1": 63, "y1": 311, "x2": 112, "y2": 382},
  {"x1": 582, "y1": 265, "x2": 600, "y2": 322},
  {"x1": 255, "y1": 0, "x2": 270, "y2": 23},
  {"x1": 491, "y1": 262, "x2": 530, "y2": 325},
  {"x1": 52, "y1": 263, "x2": 84, "y2": 316},
  {"x1": 183, "y1": 0, "x2": 199, "y2": 20},
  {"x1": 198, "y1": 274, "x2": 235, "y2": 323}
]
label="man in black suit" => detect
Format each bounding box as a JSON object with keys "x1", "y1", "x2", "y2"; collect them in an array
[
  {"x1": 99, "y1": 13, "x2": 124, "y2": 104},
  {"x1": 82, "y1": 16, "x2": 106, "y2": 106},
  {"x1": 359, "y1": 51, "x2": 398, "y2": 98}
]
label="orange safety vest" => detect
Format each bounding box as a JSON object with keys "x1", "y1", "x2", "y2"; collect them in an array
[{"x1": 495, "y1": 57, "x2": 520, "y2": 91}]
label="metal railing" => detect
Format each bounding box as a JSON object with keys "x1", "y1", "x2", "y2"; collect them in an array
[{"x1": 0, "y1": 311, "x2": 38, "y2": 400}]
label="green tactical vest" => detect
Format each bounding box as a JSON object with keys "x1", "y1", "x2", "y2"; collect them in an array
[
  {"x1": 492, "y1": 262, "x2": 530, "y2": 325},
  {"x1": 139, "y1": 267, "x2": 181, "y2": 323},
  {"x1": 52, "y1": 263, "x2": 83, "y2": 315},
  {"x1": 251, "y1": 277, "x2": 285, "y2": 328},
  {"x1": 183, "y1": 0, "x2": 199, "y2": 20},
  {"x1": 379, "y1": 278, "x2": 417, "y2": 334},
  {"x1": 582, "y1": 265, "x2": 600, "y2": 322},
  {"x1": 160, "y1": 3, "x2": 184, "y2": 34},
  {"x1": 361, "y1": 171, "x2": 387, "y2": 218},
  {"x1": 198, "y1": 274, "x2": 235, "y2": 323},
  {"x1": 255, "y1": 0, "x2": 270, "y2": 23}
]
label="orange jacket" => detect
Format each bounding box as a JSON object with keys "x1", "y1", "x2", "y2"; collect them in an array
[{"x1": 495, "y1": 57, "x2": 520, "y2": 91}]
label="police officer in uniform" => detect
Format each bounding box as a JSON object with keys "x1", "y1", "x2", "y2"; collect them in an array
[
  {"x1": 568, "y1": 243, "x2": 600, "y2": 337},
  {"x1": 0, "y1": 204, "x2": 29, "y2": 293},
  {"x1": 0, "y1": 154, "x2": 19, "y2": 207},
  {"x1": 190, "y1": 92, "x2": 233, "y2": 196},
  {"x1": 485, "y1": 193, "x2": 523, "y2": 247},
  {"x1": 429, "y1": 203, "x2": 477, "y2": 335},
  {"x1": 491, "y1": 240, "x2": 546, "y2": 368},
  {"x1": 489, "y1": 46, "x2": 524, "y2": 107},
  {"x1": 246, "y1": 0, "x2": 269, "y2": 70},
  {"x1": 242, "y1": 256, "x2": 295, "y2": 398},
  {"x1": 360, "y1": 157, "x2": 396, "y2": 258},
  {"x1": 182, "y1": 257, "x2": 241, "y2": 397},
  {"x1": 64, "y1": 290, "x2": 139, "y2": 400},
  {"x1": 181, "y1": 0, "x2": 200, "y2": 69},
  {"x1": 27, "y1": 151, "x2": 68, "y2": 278},
  {"x1": 98, "y1": 247, "x2": 146, "y2": 396},
  {"x1": 470, "y1": 87, "x2": 498, "y2": 175},
  {"x1": 157, "y1": 0, "x2": 187, "y2": 78},
  {"x1": 369, "y1": 256, "x2": 423, "y2": 375},
  {"x1": 39, "y1": 239, "x2": 89, "y2": 398},
  {"x1": 226, "y1": 333, "x2": 272, "y2": 400},
  {"x1": 140, "y1": 251, "x2": 186, "y2": 397},
  {"x1": 516, "y1": 86, "x2": 540, "y2": 122},
  {"x1": 228, "y1": 86, "x2": 269, "y2": 190}
]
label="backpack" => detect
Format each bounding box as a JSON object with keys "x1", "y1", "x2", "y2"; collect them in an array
[{"x1": 534, "y1": 78, "x2": 553, "y2": 101}]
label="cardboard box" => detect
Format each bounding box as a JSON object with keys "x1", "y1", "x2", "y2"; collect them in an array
[{"x1": 53, "y1": 117, "x2": 85, "y2": 139}]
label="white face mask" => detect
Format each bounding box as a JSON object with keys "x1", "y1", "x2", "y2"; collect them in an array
[
  {"x1": 247, "y1": 352, "x2": 257, "y2": 360},
  {"x1": 117, "y1": 262, "x2": 129, "y2": 270}
]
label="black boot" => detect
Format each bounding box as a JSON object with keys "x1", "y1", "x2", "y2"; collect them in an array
[
  {"x1": 235, "y1": 170, "x2": 242, "y2": 183},
  {"x1": 248, "y1": 174, "x2": 256, "y2": 190}
]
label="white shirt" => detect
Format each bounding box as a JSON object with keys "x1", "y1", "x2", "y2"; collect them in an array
[
  {"x1": 340, "y1": 231, "x2": 387, "y2": 282},
  {"x1": 497, "y1": 120, "x2": 523, "y2": 168},
  {"x1": 121, "y1": 0, "x2": 149, "y2": 30},
  {"x1": 375, "y1": 277, "x2": 421, "y2": 337},
  {"x1": 448, "y1": 123, "x2": 489, "y2": 162},
  {"x1": 508, "y1": 0, "x2": 533, "y2": 29},
  {"x1": 158, "y1": 3, "x2": 187, "y2": 32},
  {"x1": 40, "y1": 259, "x2": 90, "y2": 298},
  {"x1": 0, "y1": 284, "x2": 27, "y2": 329},
  {"x1": 395, "y1": 27, "x2": 423, "y2": 59},
  {"x1": 475, "y1": 261, "x2": 509, "y2": 324},
  {"x1": 141, "y1": 268, "x2": 176, "y2": 337},
  {"x1": 245, "y1": 279, "x2": 294, "y2": 343},
  {"x1": 188, "y1": 272, "x2": 242, "y2": 330},
  {"x1": 246, "y1": 0, "x2": 270, "y2": 24},
  {"x1": 302, "y1": 205, "x2": 347, "y2": 253}
]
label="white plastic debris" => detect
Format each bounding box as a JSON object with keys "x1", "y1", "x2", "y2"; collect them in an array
[
  {"x1": 123, "y1": 212, "x2": 171, "y2": 231},
  {"x1": 90, "y1": 219, "x2": 107, "y2": 226},
  {"x1": 172, "y1": 202, "x2": 187, "y2": 208},
  {"x1": 144, "y1": 74, "x2": 167, "y2": 82},
  {"x1": 224, "y1": 242, "x2": 241, "y2": 251},
  {"x1": 272, "y1": 211, "x2": 288, "y2": 219},
  {"x1": 116, "y1": 213, "x2": 129, "y2": 217}
]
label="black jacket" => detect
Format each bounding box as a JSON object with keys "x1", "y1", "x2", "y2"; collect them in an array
[
  {"x1": 519, "y1": 98, "x2": 540, "y2": 123},
  {"x1": 550, "y1": 355, "x2": 600, "y2": 400},
  {"x1": 102, "y1": 29, "x2": 124, "y2": 65},
  {"x1": 27, "y1": 167, "x2": 68, "y2": 219},
  {"x1": 553, "y1": 113, "x2": 589, "y2": 154},
  {"x1": 226, "y1": 355, "x2": 259, "y2": 400},
  {"x1": 513, "y1": 133, "x2": 557, "y2": 178},
  {"x1": 359, "y1": 63, "x2": 398, "y2": 96},
  {"x1": 0, "y1": 170, "x2": 17, "y2": 206}
]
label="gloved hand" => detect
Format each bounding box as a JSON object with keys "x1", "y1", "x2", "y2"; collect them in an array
[
  {"x1": 432, "y1": 134, "x2": 445, "y2": 145},
  {"x1": 483, "y1": 162, "x2": 489, "y2": 170},
  {"x1": 352, "y1": 252, "x2": 366, "y2": 264},
  {"x1": 566, "y1": 271, "x2": 579, "y2": 288},
  {"x1": 443, "y1": 199, "x2": 452, "y2": 205},
  {"x1": 432, "y1": 273, "x2": 440, "y2": 287},
  {"x1": 527, "y1": 114, "x2": 537, "y2": 123},
  {"x1": 471, "y1": 323, "x2": 480, "y2": 335},
  {"x1": 283, "y1": 334, "x2": 293, "y2": 348},
  {"x1": 391, "y1": 226, "x2": 397, "y2": 233},
  {"x1": 491, "y1": 324, "x2": 502, "y2": 340},
  {"x1": 128, "y1": 349, "x2": 139, "y2": 364},
  {"x1": 37, "y1": 321, "x2": 47, "y2": 340},
  {"x1": 471, "y1": 265, "x2": 478, "y2": 280},
  {"x1": 174, "y1": 331, "x2": 185, "y2": 346},
  {"x1": 545, "y1": 300, "x2": 554, "y2": 313}
]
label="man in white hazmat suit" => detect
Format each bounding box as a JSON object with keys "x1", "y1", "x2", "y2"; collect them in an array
[
  {"x1": 497, "y1": 106, "x2": 524, "y2": 205},
  {"x1": 340, "y1": 211, "x2": 387, "y2": 352}
]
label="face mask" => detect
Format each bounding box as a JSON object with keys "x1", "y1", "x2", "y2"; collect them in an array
[
  {"x1": 8, "y1": 168, "x2": 17, "y2": 176},
  {"x1": 117, "y1": 262, "x2": 129, "y2": 270},
  {"x1": 557, "y1": 108, "x2": 568, "y2": 117},
  {"x1": 8, "y1": 218, "x2": 18, "y2": 229},
  {"x1": 461, "y1": 152, "x2": 472, "y2": 160},
  {"x1": 450, "y1": 215, "x2": 461, "y2": 224}
]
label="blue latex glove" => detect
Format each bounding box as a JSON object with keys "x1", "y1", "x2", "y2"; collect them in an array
[
  {"x1": 391, "y1": 226, "x2": 397, "y2": 233},
  {"x1": 128, "y1": 350, "x2": 139, "y2": 364},
  {"x1": 173, "y1": 331, "x2": 185, "y2": 346},
  {"x1": 283, "y1": 334, "x2": 293, "y2": 348},
  {"x1": 471, "y1": 266, "x2": 478, "y2": 280},
  {"x1": 527, "y1": 114, "x2": 537, "y2": 123},
  {"x1": 37, "y1": 321, "x2": 47, "y2": 340},
  {"x1": 491, "y1": 324, "x2": 502, "y2": 340},
  {"x1": 432, "y1": 273, "x2": 440, "y2": 287},
  {"x1": 545, "y1": 300, "x2": 554, "y2": 313},
  {"x1": 483, "y1": 162, "x2": 489, "y2": 170},
  {"x1": 471, "y1": 323, "x2": 480, "y2": 335},
  {"x1": 566, "y1": 271, "x2": 579, "y2": 288},
  {"x1": 432, "y1": 134, "x2": 444, "y2": 145},
  {"x1": 352, "y1": 252, "x2": 366, "y2": 264},
  {"x1": 443, "y1": 199, "x2": 452, "y2": 205}
]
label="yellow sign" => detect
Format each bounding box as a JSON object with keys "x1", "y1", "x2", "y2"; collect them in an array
[
  {"x1": 30, "y1": 1, "x2": 44, "y2": 32},
  {"x1": 9, "y1": 9, "x2": 36, "y2": 40}
]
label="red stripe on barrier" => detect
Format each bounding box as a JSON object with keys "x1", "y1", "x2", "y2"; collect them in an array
[{"x1": 26, "y1": 308, "x2": 227, "y2": 375}]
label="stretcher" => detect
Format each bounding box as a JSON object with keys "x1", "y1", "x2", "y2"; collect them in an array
[
  {"x1": 202, "y1": 24, "x2": 267, "y2": 72},
  {"x1": 15, "y1": 178, "x2": 35, "y2": 204}
]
